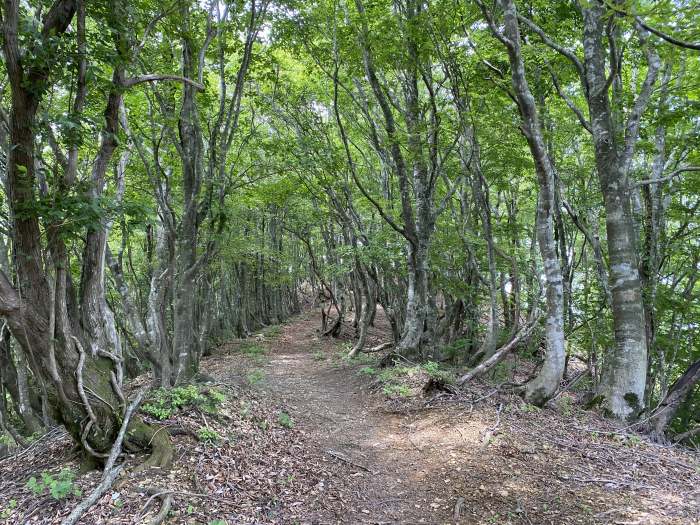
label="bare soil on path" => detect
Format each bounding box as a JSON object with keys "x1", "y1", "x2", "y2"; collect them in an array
[
  {"x1": 250, "y1": 309, "x2": 700, "y2": 525},
  {"x1": 0, "y1": 308, "x2": 697, "y2": 525}
]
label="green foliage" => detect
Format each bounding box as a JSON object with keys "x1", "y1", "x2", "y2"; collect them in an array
[
  {"x1": 366, "y1": 362, "x2": 454, "y2": 400},
  {"x1": 312, "y1": 350, "x2": 326, "y2": 361},
  {"x1": 240, "y1": 342, "x2": 267, "y2": 356},
  {"x1": 277, "y1": 411, "x2": 294, "y2": 428},
  {"x1": 246, "y1": 369, "x2": 265, "y2": 386},
  {"x1": 141, "y1": 386, "x2": 226, "y2": 420},
  {"x1": 520, "y1": 404, "x2": 542, "y2": 414},
  {"x1": 197, "y1": 427, "x2": 221, "y2": 443},
  {"x1": 0, "y1": 499, "x2": 17, "y2": 519},
  {"x1": 26, "y1": 469, "x2": 81, "y2": 500},
  {"x1": 558, "y1": 395, "x2": 575, "y2": 417},
  {"x1": 262, "y1": 325, "x2": 282, "y2": 338},
  {"x1": 382, "y1": 384, "x2": 411, "y2": 398},
  {"x1": 421, "y1": 361, "x2": 454, "y2": 384},
  {"x1": 208, "y1": 520, "x2": 228, "y2": 525},
  {"x1": 440, "y1": 337, "x2": 473, "y2": 361},
  {"x1": 0, "y1": 433, "x2": 13, "y2": 447}
]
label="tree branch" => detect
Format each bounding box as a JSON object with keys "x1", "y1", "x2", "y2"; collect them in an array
[
  {"x1": 547, "y1": 62, "x2": 592, "y2": 133},
  {"x1": 517, "y1": 14, "x2": 586, "y2": 87},
  {"x1": 122, "y1": 74, "x2": 204, "y2": 91},
  {"x1": 635, "y1": 166, "x2": 700, "y2": 187}
]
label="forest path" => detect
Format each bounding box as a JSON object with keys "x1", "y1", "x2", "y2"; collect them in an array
[
  {"x1": 259, "y1": 308, "x2": 461, "y2": 524},
  {"x1": 245, "y1": 308, "x2": 699, "y2": 525}
]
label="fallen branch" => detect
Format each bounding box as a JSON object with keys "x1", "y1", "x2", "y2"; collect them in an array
[
  {"x1": 364, "y1": 342, "x2": 394, "y2": 353},
  {"x1": 458, "y1": 313, "x2": 541, "y2": 385},
  {"x1": 62, "y1": 388, "x2": 147, "y2": 525},
  {"x1": 325, "y1": 449, "x2": 377, "y2": 474},
  {"x1": 550, "y1": 368, "x2": 590, "y2": 401},
  {"x1": 673, "y1": 425, "x2": 700, "y2": 443}
]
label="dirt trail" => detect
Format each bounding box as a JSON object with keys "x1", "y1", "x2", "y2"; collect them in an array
[
  {"x1": 254, "y1": 309, "x2": 699, "y2": 525},
  {"x1": 261, "y1": 311, "x2": 453, "y2": 524},
  {"x1": 1, "y1": 310, "x2": 695, "y2": 525}
]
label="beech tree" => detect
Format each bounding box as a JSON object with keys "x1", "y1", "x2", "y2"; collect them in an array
[{"x1": 0, "y1": 0, "x2": 697, "y2": 460}]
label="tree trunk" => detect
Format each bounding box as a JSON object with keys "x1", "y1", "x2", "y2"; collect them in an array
[
  {"x1": 486, "y1": 0, "x2": 566, "y2": 405},
  {"x1": 648, "y1": 358, "x2": 700, "y2": 441},
  {"x1": 582, "y1": 5, "x2": 649, "y2": 419}
]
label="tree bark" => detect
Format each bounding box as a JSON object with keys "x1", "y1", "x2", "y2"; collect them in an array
[
  {"x1": 481, "y1": 0, "x2": 566, "y2": 405},
  {"x1": 582, "y1": 5, "x2": 650, "y2": 419}
]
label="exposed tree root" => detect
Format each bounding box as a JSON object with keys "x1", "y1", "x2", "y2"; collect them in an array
[
  {"x1": 127, "y1": 418, "x2": 174, "y2": 472},
  {"x1": 138, "y1": 487, "x2": 174, "y2": 525},
  {"x1": 62, "y1": 389, "x2": 146, "y2": 525}
]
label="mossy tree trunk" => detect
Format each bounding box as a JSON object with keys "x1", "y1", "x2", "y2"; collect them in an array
[{"x1": 0, "y1": 0, "x2": 172, "y2": 465}]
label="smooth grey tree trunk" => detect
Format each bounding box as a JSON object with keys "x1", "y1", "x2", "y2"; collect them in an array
[
  {"x1": 581, "y1": 5, "x2": 652, "y2": 419},
  {"x1": 482, "y1": 0, "x2": 566, "y2": 404}
]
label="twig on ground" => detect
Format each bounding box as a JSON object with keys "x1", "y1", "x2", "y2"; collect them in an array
[
  {"x1": 325, "y1": 449, "x2": 377, "y2": 474},
  {"x1": 481, "y1": 403, "x2": 503, "y2": 448}
]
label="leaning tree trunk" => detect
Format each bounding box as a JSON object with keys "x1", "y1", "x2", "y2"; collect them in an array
[{"x1": 647, "y1": 358, "x2": 700, "y2": 441}]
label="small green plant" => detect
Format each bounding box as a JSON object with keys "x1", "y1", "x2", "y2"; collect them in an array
[
  {"x1": 520, "y1": 403, "x2": 541, "y2": 414},
  {"x1": 277, "y1": 411, "x2": 294, "y2": 428},
  {"x1": 26, "y1": 469, "x2": 81, "y2": 500},
  {"x1": 208, "y1": 520, "x2": 228, "y2": 525},
  {"x1": 421, "y1": 361, "x2": 454, "y2": 383},
  {"x1": 240, "y1": 342, "x2": 266, "y2": 356},
  {"x1": 441, "y1": 337, "x2": 471, "y2": 361},
  {"x1": 558, "y1": 395, "x2": 574, "y2": 416},
  {"x1": 625, "y1": 434, "x2": 643, "y2": 447},
  {"x1": 197, "y1": 427, "x2": 221, "y2": 443},
  {"x1": 1, "y1": 499, "x2": 17, "y2": 519},
  {"x1": 382, "y1": 384, "x2": 411, "y2": 397},
  {"x1": 258, "y1": 419, "x2": 269, "y2": 431},
  {"x1": 141, "y1": 385, "x2": 226, "y2": 420},
  {"x1": 359, "y1": 366, "x2": 377, "y2": 376},
  {"x1": 246, "y1": 369, "x2": 265, "y2": 386},
  {"x1": 263, "y1": 325, "x2": 282, "y2": 338},
  {"x1": 240, "y1": 401, "x2": 252, "y2": 419},
  {"x1": 312, "y1": 351, "x2": 326, "y2": 361}
]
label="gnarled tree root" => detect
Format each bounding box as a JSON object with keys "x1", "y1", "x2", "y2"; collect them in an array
[{"x1": 126, "y1": 417, "x2": 174, "y2": 472}]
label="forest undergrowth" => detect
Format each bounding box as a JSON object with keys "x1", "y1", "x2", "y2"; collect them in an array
[{"x1": 0, "y1": 307, "x2": 697, "y2": 525}]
